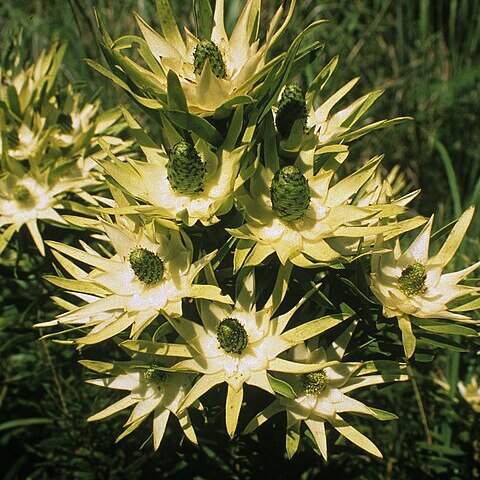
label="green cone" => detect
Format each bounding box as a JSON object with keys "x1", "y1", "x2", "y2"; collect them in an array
[
  {"x1": 270, "y1": 165, "x2": 310, "y2": 222},
  {"x1": 167, "y1": 141, "x2": 206, "y2": 195},
  {"x1": 129, "y1": 247, "x2": 165, "y2": 285},
  {"x1": 398, "y1": 262, "x2": 427, "y2": 296},
  {"x1": 144, "y1": 366, "x2": 168, "y2": 390},
  {"x1": 193, "y1": 40, "x2": 227, "y2": 79},
  {"x1": 217, "y1": 318, "x2": 248, "y2": 355},
  {"x1": 13, "y1": 185, "x2": 33, "y2": 204},
  {"x1": 302, "y1": 370, "x2": 328, "y2": 395},
  {"x1": 275, "y1": 84, "x2": 307, "y2": 138}
]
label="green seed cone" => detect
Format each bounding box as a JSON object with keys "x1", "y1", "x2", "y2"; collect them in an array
[
  {"x1": 302, "y1": 370, "x2": 328, "y2": 395},
  {"x1": 217, "y1": 318, "x2": 248, "y2": 355},
  {"x1": 167, "y1": 141, "x2": 206, "y2": 195},
  {"x1": 193, "y1": 40, "x2": 227, "y2": 79},
  {"x1": 270, "y1": 165, "x2": 310, "y2": 222},
  {"x1": 398, "y1": 262, "x2": 427, "y2": 296},
  {"x1": 129, "y1": 248, "x2": 164, "y2": 285},
  {"x1": 144, "y1": 367, "x2": 168, "y2": 389},
  {"x1": 13, "y1": 185, "x2": 32, "y2": 203},
  {"x1": 275, "y1": 84, "x2": 307, "y2": 138}
]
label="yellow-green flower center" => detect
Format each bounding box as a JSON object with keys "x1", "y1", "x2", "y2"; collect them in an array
[
  {"x1": 193, "y1": 40, "x2": 227, "y2": 79},
  {"x1": 217, "y1": 318, "x2": 248, "y2": 355},
  {"x1": 13, "y1": 185, "x2": 33, "y2": 204},
  {"x1": 167, "y1": 141, "x2": 206, "y2": 195},
  {"x1": 270, "y1": 165, "x2": 310, "y2": 221},
  {"x1": 302, "y1": 369, "x2": 328, "y2": 395},
  {"x1": 398, "y1": 262, "x2": 427, "y2": 296},
  {"x1": 129, "y1": 247, "x2": 164, "y2": 285},
  {"x1": 276, "y1": 84, "x2": 307, "y2": 138},
  {"x1": 144, "y1": 367, "x2": 168, "y2": 390}
]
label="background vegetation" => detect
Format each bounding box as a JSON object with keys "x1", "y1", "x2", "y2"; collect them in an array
[{"x1": 1, "y1": 1, "x2": 479, "y2": 478}]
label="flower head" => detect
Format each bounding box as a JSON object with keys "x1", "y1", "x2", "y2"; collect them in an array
[
  {"x1": 36, "y1": 217, "x2": 231, "y2": 343},
  {"x1": 371, "y1": 206, "x2": 480, "y2": 358},
  {"x1": 93, "y1": 0, "x2": 297, "y2": 116},
  {"x1": 229, "y1": 149, "x2": 419, "y2": 268},
  {"x1": 98, "y1": 108, "x2": 246, "y2": 226},
  {"x1": 245, "y1": 322, "x2": 408, "y2": 459},
  {"x1": 83, "y1": 358, "x2": 198, "y2": 450}
]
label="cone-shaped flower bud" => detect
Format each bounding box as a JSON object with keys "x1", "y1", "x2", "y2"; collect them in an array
[
  {"x1": 129, "y1": 247, "x2": 165, "y2": 285},
  {"x1": 57, "y1": 113, "x2": 73, "y2": 133},
  {"x1": 217, "y1": 317, "x2": 248, "y2": 355},
  {"x1": 270, "y1": 165, "x2": 310, "y2": 222},
  {"x1": 13, "y1": 185, "x2": 33, "y2": 204},
  {"x1": 301, "y1": 369, "x2": 328, "y2": 395},
  {"x1": 398, "y1": 262, "x2": 427, "y2": 296},
  {"x1": 275, "y1": 84, "x2": 307, "y2": 138},
  {"x1": 144, "y1": 367, "x2": 168, "y2": 390},
  {"x1": 167, "y1": 141, "x2": 207, "y2": 195},
  {"x1": 193, "y1": 40, "x2": 227, "y2": 79}
]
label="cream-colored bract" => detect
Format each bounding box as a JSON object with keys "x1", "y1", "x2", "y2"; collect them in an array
[
  {"x1": 245, "y1": 322, "x2": 408, "y2": 459},
  {"x1": 0, "y1": 170, "x2": 93, "y2": 256},
  {"x1": 83, "y1": 360, "x2": 198, "y2": 450},
  {"x1": 371, "y1": 206, "x2": 480, "y2": 358},
  {"x1": 98, "y1": 108, "x2": 246, "y2": 227},
  {"x1": 458, "y1": 376, "x2": 480, "y2": 413},
  {"x1": 36, "y1": 218, "x2": 232, "y2": 343},
  {"x1": 229, "y1": 148, "x2": 424, "y2": 268}
]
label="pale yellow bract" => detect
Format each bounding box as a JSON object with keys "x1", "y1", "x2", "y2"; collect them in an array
[
  {"x1": 371, "y1": 206, "x2": 480, "y2": 358},
  {"x1": 245, "y1": 322, "x2": 408, "y2": 459},
  {"x1": 84, "y1": 360, "x2": 198, "y2": 450},
  {"x1": 36, "y1": 218, "x2": 232, "y2": 343}
]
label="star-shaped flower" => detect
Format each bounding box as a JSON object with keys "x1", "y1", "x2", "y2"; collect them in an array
[
  {"x1": 36, "y1": 218, "x2": 231, "y2": 344},
  {"x1": 245, "y1": 322, "x2": 408, "y2": 459},
  {"x1": 370, "y1": 206, "x2": 480, "y2": 358},
  {"x1": 98, "y1": 108, "x2": 246, "y2": 227},
  {"x1": 83, "y1": 358, "x2": 198, "y2": 450},
  {"x1": 93, "y1": 0, "x2": 298, "y2": 116},
  {"x1": 229, "y1": 146, "x2": 422, "y2": 268}
]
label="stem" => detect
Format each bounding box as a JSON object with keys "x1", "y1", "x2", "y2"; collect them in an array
[{"x1": 406, "y1": 360, "x2": 432, "y2": 444}]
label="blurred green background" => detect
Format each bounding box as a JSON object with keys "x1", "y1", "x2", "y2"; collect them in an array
[{"x1": 1, "y1": 1, "x2": 479, "y2": 478}]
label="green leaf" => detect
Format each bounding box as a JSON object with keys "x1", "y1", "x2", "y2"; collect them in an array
[
  {"x1": 368, "y1": 408, "x2": 398, "y2": 421},
  {"x1": 281, "y1": 314, "x2": 348, "y2": 344},
  {"x1": 194, "y1": 0, "x2": 213, "y2": 41},
  {"x1": 286, "y1": 424, "x2": 301, "y2": 459},
  {"x1": 0, "y1": 418, "x2": 53, "y2": 432},
  {"x1": 411, "y1": 317, "x2": 478, "y2": 336},
  {"x1": 451, "y1": 296, "x2": 480, "y2": 312},
  {"x1": 167, "y1": 69, "x2": 188, "y2": 112},
  {"x1": 267, "y1": 373, "x2": 297, "y2": 399},
  {"x1": 416, "y1": 334, "x2": 468, "y2": 352},
  {"x1": 168, "y1": 110, "x2": 223, "y2": 146}
]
